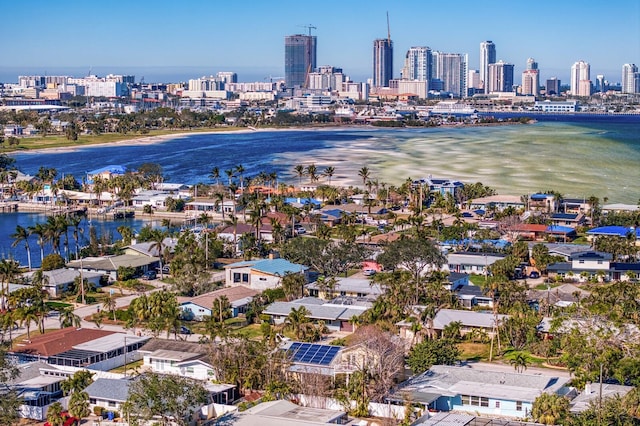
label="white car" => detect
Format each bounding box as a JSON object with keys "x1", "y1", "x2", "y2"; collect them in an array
[{"x1": 363, "y1": 269, "x2": 376, "y2": 276}]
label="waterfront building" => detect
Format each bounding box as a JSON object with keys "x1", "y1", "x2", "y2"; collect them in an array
[
  {"x1": 521, "y1": 58, "x2": 540, "y2": 97},
  {"x1": 467, "y1": 69, "x2": 481, "y2": 95},
  {"x1": 479, "y1": 40, "x2": 496, "y2": 94},
  {"x1": 570, "y1": 60, "x2": 591, "y2": 96},
  {"x1": 285, "y1": 34, "x2": 317, "y2": 88},
  {"x1": 217, "y1": 71, "x2": 238, "y2": 84},
  {"x1": 487, "y1": 60, "x2": 514, "y2": 93},
  {"x1": 534, "y1": 100, "x2": 578, "y2": 112},
  {"x1": 400, "y1": 46, "x2": 431, "y2": 82},
  {"x1": 373, "y1": 38, "x2": 393, "y2": 87},
  {"x1": 389, "y1": 79, "x2": 428, "y2": 99},
  {"x1": 622, "y1": 63, "x2": 639, "y2": 94},
  {"x1": 308, "y1": 65, "x2": 346, "y2": 92},
  {"x1": 432, "y1": 51, "x2": 468, "y2": 98},
  {"x1": 546, "y1": 77, "x2": 561, "y2": 95}
]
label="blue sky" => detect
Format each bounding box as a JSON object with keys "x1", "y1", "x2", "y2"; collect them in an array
[{"x1": 1, "y1": 0, "x2": 639, "y2": 84}]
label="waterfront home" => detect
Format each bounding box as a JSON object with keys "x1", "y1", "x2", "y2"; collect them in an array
[
  {"x1": 185, "y1": 199, "x2": 238, "y2": 215},
  {"x1": 66, "y1": 254, "x2": 159, "y2": 282},
  {"x1": 24, "y1": 268, "x2": 103, "y2": 297},
  {"x1": 388, "y1": 364, "x2": 570, "y2": 419},
  {"x1": 179, "y1": 286, "x2": 259, "y2": 321},
  {"x1": 550, "y1": 213, "x2": 585, "y2": 228},
  {"x1": 224, "y1": 257, "x2": 309, "y2": 291},
  {"x1": 586, "y1": 225, "x2": 640, "y2": 244},
  {"x1": 529, "y1": 193, "x2": 557, "y2": 212},
  {"x1": 468, "y1": 195, "x2": 524, "y2": 212},
  {"x1": 86, "y1": 165, "x2": 127, "y2": 184},
  {"x1": 123, "y1": 237, "x2": 177, "y2": 258}
]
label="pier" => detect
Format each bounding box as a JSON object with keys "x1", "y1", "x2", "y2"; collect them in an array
[{"x1": 0, "y1": 202, "x2": 19, "y2": 212}]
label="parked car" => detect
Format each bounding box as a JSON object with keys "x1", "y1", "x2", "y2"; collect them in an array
[
  {"x1": 157, "y1": 265, "x2": 170, "y2": 274},
  {"x1": 180, "y1": 326, "x2": 192, "y2": 335},
  {"x1": 294, "y1": 226, "x2": 306, "y2": 234},
  {"x1": 363, "y1": 269, "x2": 377, "y2": 277},
  {"x1": 529, "y1": 271, "x2": 540, "y2": 279},
  {"x1": 141, "y1": 270, "x2": 157, "y2": 280}
]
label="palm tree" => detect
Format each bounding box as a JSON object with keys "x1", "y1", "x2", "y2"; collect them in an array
[
  {"x1": 17, "y1": 306, "x2": 39, "y2": 340},
  {"x1": 55, "y1": 214, "x2": 71, "y2": 261},
  {"x1": 358, "y1": 166, "x2": 371, "y2": 187},
  {"x1": 225, "y1": 214, "x2": 240, "y2": 257},
  {"x1": 306, "y1": 163, "x2": 318, "y2": 183},
  {"x1": 235, "y1": 164, "x2": 245, "y2": 192},
  {"x1": 44, "y1": 215, "x2": 63, "y2": 255},
  {"x1": 225, "y1": 168, "x2": 235, "y2": 186},
  {"x1": 149, "y1": 229, "x2": 168, "y2": 279},
  {"x1": 103, "y1": 293, "x2": 117, "y2": 321},
  {"x1": 59, "y1": 307, "x2": 81, "y2": 328},
  {"x1": 510, "y1": 352, "x2": 529, "y2": 373},
  {"x1": 214, "y1": 191, "x2": 226, "y2": 221},
  {"x1": 0, "y1": 310, "x2": 18, "y2": 342},
  {"x1": 0, "y1": 259, "x2": 21, "y2": 311},
  {"x1": 68, "y1": 390, "x2": 90, "y2": 420},
  {"x1": 117, "y1": 225, "x2": 134, "y2": 246},
  {"x1": 10, "y1": 225, "x2": 32, "y2": 271},
  {"x1": 284, "y1": 306, "x2": 311, "y2": 340},
  {"x1": 46, "y1": 401, "x2": 65, "y2": 426},
  {"x1": 323, "y1": 166, "x2": 335, "y2": 185},
  {"x1": 68, "y1": 215, "x2": 84, "y2": 260},
  {"x1": 209, "y1": 166, "x2": 221, "y2": 186},
  {"x1": 28, "y1": 223, "x2": 47, "y2": 265},
  {"x1": 294, "y1": 165, "x2": 305, "y2": 187}
]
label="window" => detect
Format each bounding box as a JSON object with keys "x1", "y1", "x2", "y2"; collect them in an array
[
  {"x1": 89, "y1": 398, "x2": 96, "y2": 404},
  {"x1": 495, "y1": 401, "x2": 500, "y2": 408},
  {"x1": 460, "y1": 394, "x2": 489, "y2": 407},
  {"x1": 186, "y1": 367, "x2": 194, "y2": 373},
  {"x1": 579, "y1": 260, "x2": 585, "y2": 264},
  {"x1": 108, "y1": 401, "x2": 116, "y2": 407},
  {"x1": 233, "y1": 273, "x2": 241, "y2": 283},
  {"x1": 259, "y1": 277, "x2": 267, "y2": 281},
  {"x1": 516, "y1": 401, "x2": 523, "y2": 411},
  {"x1": 242, "y1": 273, "x2": 249, "y2": 282}
]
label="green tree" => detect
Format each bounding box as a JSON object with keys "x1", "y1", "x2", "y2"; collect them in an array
[
  {"x1": 68, "y1": 390, "x2": 90, "y2": 420},
  {"x1": 407, "y1": 338, "x2": 460, "y2": 374},
  {"x1": 61, "y1": 370, "x2": 94, "y2": 395},
  {"x1": 45, "y1": 401, "x2": 65, "y2": 426},
  {"x1": 284, "y1": 306, "x2": 311, "y2": 340},
  {"x1": 123, "y1": 373, "x2": 208, "y2": 426},
  {"x1": 41, "y1": 253, "x2": 65, "y2": 271},
  {"x1": 10, "y1": 225, "x2": 32, "y2": 271},
  {"x1": 281, "y1": 272, "x2": 306, "y2": 301},
  {"x1": 531, "y1": 393, "x2": 570, "y2": 425},
  {"x1": 59, "y1": 307, "x2": 81, "y2": 328},
  {"x1": 510, "y1": 352, "x2": 530, "y2": 373}
]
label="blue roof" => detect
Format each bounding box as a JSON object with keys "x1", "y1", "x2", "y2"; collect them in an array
[
  {"x1": 287, "y1": 342, "x2": 341, "y2": 366},
  {"x1": 531, "y1": 193, "x2": 551, "y2": 200},
  {"x1": 227, "y1": 258, "x2": 308, "y2": 276},
  {"x1": 551, "y1": 213, "x2": 578, "y2": 220},
  {"x1": 586, "y1": 226, "x2": 637, "y2": 238},
  {"x1": 547, "y1": 225, "x2": 576, "y2": 234}
]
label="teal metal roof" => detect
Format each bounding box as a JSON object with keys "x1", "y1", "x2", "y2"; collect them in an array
[{"x1": 225, "y1": 258, "x2": 308, "y2": 276}]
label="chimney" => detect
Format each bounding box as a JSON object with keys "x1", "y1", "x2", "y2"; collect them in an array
[{"x1": 584, "y1": 382, "x2": 592, "y2": 394}]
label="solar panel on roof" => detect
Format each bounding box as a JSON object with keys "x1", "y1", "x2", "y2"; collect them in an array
[{"x1": 287, "y1": 342, "x2": 341, "y2": 366}]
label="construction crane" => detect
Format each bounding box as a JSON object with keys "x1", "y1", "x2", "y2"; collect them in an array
[{"x1": 298, "y1": 24, "x2": 317, "y2": 36}]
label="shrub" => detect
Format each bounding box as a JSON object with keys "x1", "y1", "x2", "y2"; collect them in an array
[
  {"x1": 93, "y1": 406, "x2": 104, "y2": 416},
  {"x1": 41, "y1": 253, "x2": 65, "y2": 271}
]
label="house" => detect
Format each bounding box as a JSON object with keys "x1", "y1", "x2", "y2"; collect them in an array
[
  {"x1": 6, "y1": 361, "x2": 66, "y2": 421},
  {"x1": 220, "y1": 399, "x2": 348, "y2": 425},
  {"x1": 131, "y1": 190, "x2": 178, "y2": 210},
  {"x1": 446, "y1": 252, "x2": 506, "y2": 275},
  {"x1": 86, "y1": 165, "x2": 127, "y2": 184},
  {"x1": 224, "y1": 257, "x2": 309, "y2": 290},
  {"x1": 138, "y1": 338, "x2": 215, "y2": 382},
  {"x1": 528, "y1": 283, "x2": 591, "y2": 309},
  {"x1": 217, "y1": 223, "x2": 274, "y2": 253},
  {"x1": 263, "y1": 296, "x2": 369, "y2": 332},
  {"x1": 586, "y1": 226, "x2": 640, "y2": 244},
  {"x1": 179, "y1": 286, "x2": 259, "y2": 321},
  {"x1": 9, "y1": 328, "x2": 148, "y2": 370},
  {"x1": 85, "y1": 378, "x2": 131, "y2": 414},
  {"x1": 432, "y1": 309, "x2": 508, "y2": 338},
  {"x1": 24, "y1": 268, "x2": 103, "y2": 297},
  {"x1": 468, "y1": 195, "x2": 524, "y2": 212},
  {"x1": 529, "y1": 193, "x2": 556, "y2": 212},
  {"x1": 547, "y1": 250, "x2": 640, "y2": 282},
  {"x1": 454, "y1": 285, "x2": 493, "y2": 309},
  {"x1": 569, "y1": 382, "x2": 635, "y2": 413},
  {"x1": 66, "y1": 254, "x2": 160, "y2": 282},
  {"x1": 281, "y1": 341, "x2": 347, "y2": 376},
  {"x1": 550, "y1": 213, "x2": 585, "y2": 228},
  {"x1": 306, "y1": 277, "x2": 383, "y2": 300},
  {"x1": 561, "y1": 198, "x2": 592, "y2": 214},
  {"x1": 123, "y1": 237, "x2": 177, "y2": 258},
  {"x1": 388, "y1": 364, "x2": 570, "y2": 418},
  {"x1": 185, "y1": 199, "x2": 237, "y2": 215}
]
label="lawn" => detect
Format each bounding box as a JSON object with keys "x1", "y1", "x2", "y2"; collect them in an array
[
  {"x1": 457, "y1": 342, "x2": 491, "y2": 361},
  {"x1": 1, "y1": 127, "x2": 238, "y2": 153},
  {"x1": 468, "y1": 275, "x2": 488, "y2": 286},
  {"x1": 46, "y1": 301, "x2": 73, "y2": 310},
  {"x1": 110, "y1": 359, "x2": 143, "y2": 375},
  {"x1": 231, "y1": 323, "x2": 264, "y2": 339}
]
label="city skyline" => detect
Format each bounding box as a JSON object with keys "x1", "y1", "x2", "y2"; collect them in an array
[{"x1": 1, "y1": 0, "x2": 639, "y2": 85}]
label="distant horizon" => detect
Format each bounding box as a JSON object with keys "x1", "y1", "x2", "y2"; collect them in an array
[{"x1": 1, "y1": 0, "x2": 638, "y2": 87}]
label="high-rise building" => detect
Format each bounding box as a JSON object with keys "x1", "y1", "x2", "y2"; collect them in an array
[
  {"x1": 570, "y1": 60, "x2": 591, "y2": 96},
  {"x1": 521, "y1": 58, "x2": 540, "y2": 97},
  {"x1": 217, "y1": 72, "x2": 238, "y2": 85},
  {"x1": 622, "y1": 63, "x2": 639, "y2": 94},
  {"x1": 373, "y1": 38, "x2": 393, "y2": 87},
  {"x1": 487, "y1": 60, "x2": 514, "y2": 93},
  {"x1": 432, "y1": 51, "x2": 468, "y2": 98},
  {"x1": 480, "y1": 41, "x2": 496, "y2": 94},
  {"x1": 308, "y1": 66, "x2": 346, "y2": 91},
  {"x1": 401, "y1": 46, "x2": 431, "y2": 82},
  {"x1": 595, "y1": 75, "x2": 606, "y2": 93},
  {"x1": 285, "y1": 34, "x2": 317, "y2": 88},
  {"x1": 467, "y1": 69, "x2": 481, "y2": 94},
  {"x1": 546, "y1": 77, "x2": 561, "y2": 96}
]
